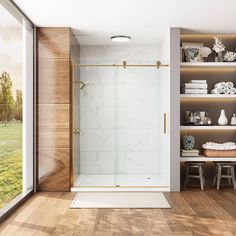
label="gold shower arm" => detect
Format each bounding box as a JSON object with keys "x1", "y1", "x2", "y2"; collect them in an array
[{"x1": 80, "y1": 81, "x2": 90, "y2": 90}]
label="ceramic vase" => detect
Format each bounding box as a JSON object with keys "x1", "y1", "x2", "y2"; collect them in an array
[
  {"x1": 231, "y1": 113, "x2": 236, "y2": 125},
  {"x1": 183, "y1": 134, "x2": 195, "y2": 150},
  {"x1": 215, "y1": 52, "x2": 223, "y2": 62},
  {"x1": 218, "y1": 109, "x2": 228, "y2": 125}
]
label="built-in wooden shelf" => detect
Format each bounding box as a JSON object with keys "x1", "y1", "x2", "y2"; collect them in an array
[
  {"x1": 181, "y1": 125, "x2": 236, "y2": 130},
  {"x1": 181, "y1": 62, "x2": 236, "y2": 67},
  {"x1": 180, "y1": 94, "x2": 236, "y2": 100},
  {"x1": 180, "y1": 156, "x2": 236, "y2": 162}
]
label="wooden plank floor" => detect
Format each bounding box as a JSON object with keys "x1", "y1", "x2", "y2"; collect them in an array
[{"x1": 0, "y1": 189, "x2": 236, "y2": 235}]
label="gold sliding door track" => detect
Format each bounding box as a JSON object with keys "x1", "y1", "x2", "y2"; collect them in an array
[{"x1": 74, "y1": 60, "x2": 169, "y2": 69}]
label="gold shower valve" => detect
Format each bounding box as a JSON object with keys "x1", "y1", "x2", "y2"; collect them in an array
[{"x1": 73, "y1": 126, "x2": 81, "y2": 134}]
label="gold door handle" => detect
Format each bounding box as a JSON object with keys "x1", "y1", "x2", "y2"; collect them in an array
[
  {"x1": 73, "y1": 126, "x2": 80, "y2": 134},
  {"x1": 163, "y1": 113, "x2": 166, "y2": 134}
]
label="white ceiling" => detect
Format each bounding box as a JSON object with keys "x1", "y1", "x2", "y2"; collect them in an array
[{"x1": 13, "y1": 0, "x2": 236, "y2": 45}]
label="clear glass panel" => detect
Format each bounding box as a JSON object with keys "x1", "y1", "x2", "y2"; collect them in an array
[
  {"x1": 76, "y1": 59, "x2": 168, "y2": 188},
  {"x1": 0, "y1": 4, "x2": 23, "y2": 209},
  {"x1": 76, "y1": 61, "x2": 117, "y2": 187},
  {"x1": 0, "y1": 2, "x2": 33, "y2": 210},
  {"x1": 114, "y1": 63, "x2": 165, "y2": 187}
]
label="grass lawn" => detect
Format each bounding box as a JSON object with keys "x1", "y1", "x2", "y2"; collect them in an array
[{"x1": 0, "y1": 122, "x2": 22, "y2": 209}]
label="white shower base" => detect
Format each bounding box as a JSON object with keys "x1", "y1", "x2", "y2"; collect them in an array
[{"x1": 72, "y1": 174, "x2": 169, "y2": 192}]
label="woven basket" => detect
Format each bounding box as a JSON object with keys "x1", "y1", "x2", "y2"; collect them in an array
[{"x1": 203, "y1": 149, "x2": 236, "y2": 157}]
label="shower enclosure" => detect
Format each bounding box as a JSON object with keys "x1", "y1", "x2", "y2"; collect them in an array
[{"x1": 72, "y1": 46, "x2": 170, "y2": 190}]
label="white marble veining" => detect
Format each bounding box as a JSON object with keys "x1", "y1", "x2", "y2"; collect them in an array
[
  {"x1": 80, "y1": 84, "x2": 115, "y2": 107},
  {"x1": 80, "y1": 152, "x2": 115, "y2": 174},
  {"x1": 117, "y1": 129, "x2": 159, "y2": 152},
  {"x1": 81, "y1": 107, "x2": 115, "y2": 129},
  {"x1": 115, "y1": 152, "x2": 160, "y2": 175},
  {"x1": 80, "y1": 129, "x2": 114, "y2": 152},
  {"x1": 117, "y1": 107, "x2": 159, "y2": 129},
  {"x1": 78, "y1": 46, "x2": 162, "y2": 186}
]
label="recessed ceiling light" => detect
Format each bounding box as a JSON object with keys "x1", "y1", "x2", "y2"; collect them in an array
[{"x1": 111, "y1": 35, "x2": 131, "y2": 43}]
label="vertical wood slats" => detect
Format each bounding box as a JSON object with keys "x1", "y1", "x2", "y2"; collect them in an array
[{"x1": 36, "y1": 28, "x2": 79, "y2": 191}]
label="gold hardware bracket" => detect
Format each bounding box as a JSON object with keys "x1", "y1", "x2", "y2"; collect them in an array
[
  {"x1": 156, "y1": 61, "x2": 161, "y2": 68},
  {"x1": 123, "y1": 61, "x2": 127, "y2": 69}
]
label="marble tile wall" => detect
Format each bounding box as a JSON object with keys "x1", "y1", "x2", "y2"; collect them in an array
[{"x1": 79, "y1": 46, "x2": 160, "y2": 175}]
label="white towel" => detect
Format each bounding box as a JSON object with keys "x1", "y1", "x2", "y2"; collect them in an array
[
  {"x1": 230, "y1": 87, "x2": 236, "y2": 94},
  {"x1": 211, "y1": 87, "x2": 223, "y2": 94},
  {"x1": 190, "y1": 80, "x2": 207, "y2": 84},
  {"x1": 221, "y1": 86, "x2": 227, "y2": 94},
  {"x1": 185, "y1": 89, "x2": 208, "y2": 94},
  {"x1": 202, "y1": 142, "x2": 236, "y2": 150},
  {"x1": 224, "y1": 87, "x2": 230, "y2": 94},
  {"x1": 214, "y1": 82, "x2": 226, "y2": 89},
  {"x1": 226, "y1": 82, "x2": 234, "y2": 89},
  {"x1": 185, "y1": 83, "x2": 208, "y2": 89}
]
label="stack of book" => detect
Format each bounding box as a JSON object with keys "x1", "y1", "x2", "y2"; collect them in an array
[
  {"x1": 184, "y1": 80, "x2": 208, "y2": 94},
  {"x1": 181, "y1": 149, "x2": 199, "y2": 157}
]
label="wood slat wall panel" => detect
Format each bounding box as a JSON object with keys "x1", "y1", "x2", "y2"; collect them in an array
[
  {"x1": 37, "y1": 104, "x2": 70, "y2": 140},
  {"x1": 37, "y1": 149, "x2": 70, "y2": 191},
  {"x1": 37, "y1": 59, "x2": 70, "y2": 104},
  {"x1": 36, "y1": 27, "x2": 75, "y2": 191},
  {"x1": 37, "y1": 27, "x2": 70, "y2": 59}
]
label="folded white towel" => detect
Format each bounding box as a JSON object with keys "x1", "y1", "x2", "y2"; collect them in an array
[
  {"x1": 227, "y1": 82, "x2": 234, "y2": 89},
  {"x1": 211, "y1": 87, "x2": 223, "y2": 94},
  {"x1": 185, "y1": 89, "x2": 208, "y2": 94},
  {"x1": 224, "y1": 87, "x2": 230, "y2": 94},
  {"x1": 202, "y1": 142, "x2": 236, "y2": 150},
  {"x1": 214, "y1": 82, "x2": 226, "y2": 89},
  {"x1": 230, "y1": 87, "x2": 236, "y2": 94},
  {"x1": 185, "y1": 83, "x2": 208, "y2": 89},
  {"x1": 190, "y1": 80, "x2": 207, "y2": 84}
]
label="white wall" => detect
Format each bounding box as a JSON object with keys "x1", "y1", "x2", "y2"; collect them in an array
[
  {"x1": 169, "y1": 28, "x2": 180, "y2": 191},
  {"x1": 22, "y1": 20, "x2": 34, "y2": 192},
  {"x1": 79, "y1": 46, "x2": 167, "y2": 182}
]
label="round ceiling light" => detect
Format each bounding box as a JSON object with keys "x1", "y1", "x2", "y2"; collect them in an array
[{"x1": 111, "y1": 35, "x2": 131, "y2": 43}]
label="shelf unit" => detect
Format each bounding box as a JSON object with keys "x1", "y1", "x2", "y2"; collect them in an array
[
  {"x1": 180, "y1": 33, "x2": 236, "y2": 163},
  {"x1": 180, "y1": 156, "x2": 236, "y2": 162},
  {"x1": 180, "y1": 94, "x2": 236, "y2": 100},
  {"x1": 181, "y1": 62, "x2": 236, "y2": 67},
  {"x1": 180, "y1": 125, "x2": 236, "y2": 130}
]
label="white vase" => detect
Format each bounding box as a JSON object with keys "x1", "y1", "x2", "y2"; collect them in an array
[
  {"x1": 231, "y1": 113, "x2": 236, "y2": 125},
  {"x1": 218, "y1": 109, "x2": 228, "y2": 125}
]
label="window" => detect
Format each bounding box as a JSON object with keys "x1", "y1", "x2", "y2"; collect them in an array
[{"x1": 0, "y1": 0, "x2": 34, "y2": 217}]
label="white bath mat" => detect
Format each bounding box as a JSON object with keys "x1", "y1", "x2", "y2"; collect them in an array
[{"x1": 70, "y1": 192, "x2": 171, "y2": 208}]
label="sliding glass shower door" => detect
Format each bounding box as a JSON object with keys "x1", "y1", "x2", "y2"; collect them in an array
[
  {"x1": 75, "y1": 60, "x2": 169, "y2": 188},
  {"x1": 114, "y1": 64, "x2": 167, "y2": 187}
]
